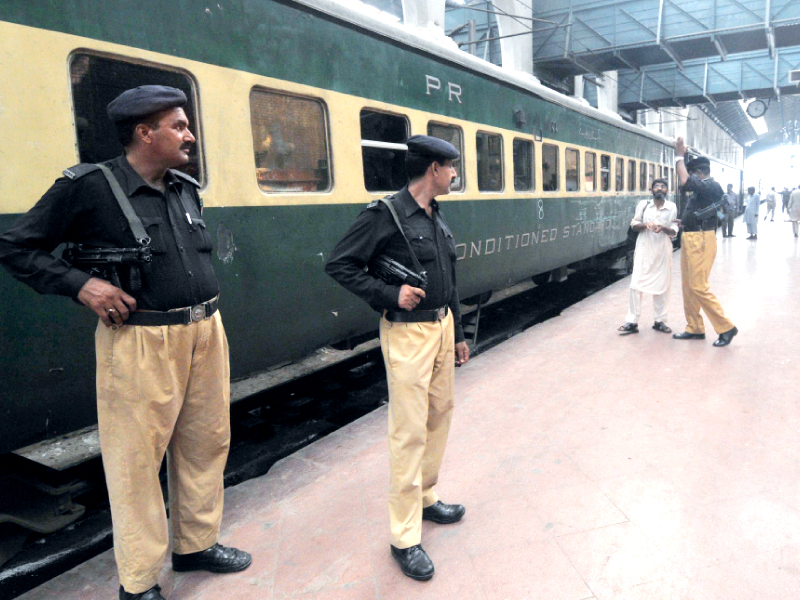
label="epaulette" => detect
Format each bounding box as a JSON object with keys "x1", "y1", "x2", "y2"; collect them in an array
[
  {"x1": 170, "y1": 169, "x2": 201, "y2": 188},
  {"x1": 62, "y1": 163, "x2": 102, "y2": 180},
  {"x1": 364, "y1": 200, "x2": 381, "y2": 210}
]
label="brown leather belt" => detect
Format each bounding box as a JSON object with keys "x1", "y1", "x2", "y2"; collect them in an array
[
  {"x1": 384, "y1": 306, "x2": 448, "y2": 323},
  {"x1": 126, "y1": 296, "x2": 218, "y2": 326}
]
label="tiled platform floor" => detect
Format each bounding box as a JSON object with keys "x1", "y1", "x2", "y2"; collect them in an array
[{"x1": 20, "y1": 217, "x2": 800, "y2": 599}]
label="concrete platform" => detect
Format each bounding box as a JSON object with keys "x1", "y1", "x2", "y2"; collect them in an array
[{"x1": 19, "y1": 217, "x2": 800, "y2": 599}]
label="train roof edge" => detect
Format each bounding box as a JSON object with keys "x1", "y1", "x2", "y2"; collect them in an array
[{"x1": 294, "y1": 0, "x2": 673, "y2": 147}]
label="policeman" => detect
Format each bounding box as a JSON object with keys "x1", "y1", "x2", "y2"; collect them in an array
[
  {"x1": 325, "y1": 135, "x2": 470, "y2": 581},
  {"x1": 0, "y1": 86, "x2": 250, "y2": 600},
  {"x1": 673, "y1": 137, "x2": 738, "y2": 347}
]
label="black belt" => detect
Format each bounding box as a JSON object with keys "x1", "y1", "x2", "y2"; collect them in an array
[
  {"x1": 126, "y1": 297, "x2": 218, "y2": 326},
  {"x1": 684, "y1": 227, "x2": 716, "y2": 233},
  {"x1": 384, "y1": 306, "x2": 448, "y2": 323}
]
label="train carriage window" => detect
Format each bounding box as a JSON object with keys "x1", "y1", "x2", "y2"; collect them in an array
[
  {"x1": 513, "y1": 138, "x2": 535, "y2": 191},
  {"x1": 648, "y1": 163, "x2": 655, "y2": 189},
  {"x1": 639, "y1": 162, "x2": 647, "y2": 191},
  {"x1": 361, "y1": 110, "x2": 409, "y2": 192},
  {"x1": 600, "y1": 155, "x2": 611, "y2": 192},
  {"x1": 70, "y1": 53, "x2": 202, "y2": 183},
  {"x1": 250, "y1": 89, "x2": 331, "y2": 193},
  {"x1": 628, "y1": 159, "x2": 636, "y2": 191},
  {"x1": 565, "y1": 148, "x2": 579, "y2": 192},
  {"x1": 542, "y1": 143, "x2": 559, "y2": 191},
  {"x1": 428, "y1": 122, "x2": 464, "y2": 191},
  {"x1": 476, "y1": 132, "x2": 503, "y2": 192},
  {"x1": 615, "y1": 157, "x2": 624, "y2": 191},
  {"x1": 585, "y1": 152, "x2": 596, "y2": 192}
]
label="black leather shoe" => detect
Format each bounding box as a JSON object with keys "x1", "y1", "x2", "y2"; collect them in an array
[
  {"x1": 120, "y1": 585, "x2": 166, "y2": 600},
  {"x1": 422, "y1": 501, "x2": 466, "y2": 524},
  {"x1": 673, "y1": 331, "x2": 705, "y2": 340},
  {"x1": 172, "y1": 543, "x2": 252, "y2": 573},
  {"x1": 617, "y1": 322, "x2": 638, "y2": 335},
  {"x1": 391, "y1": 544, "x2": 434, "y2": 581},
  {"x1": 713, "y1": 326, "x2": 738, "y2": 347}
]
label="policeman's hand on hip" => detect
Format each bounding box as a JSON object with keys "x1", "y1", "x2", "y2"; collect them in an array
[
  {"x1": 77, "y1": 277, "x2": 137, "y2": 328},
  {"x1": 455, "y1": 341, "x2": 470, "y2": 366},
  {"x1": 398, "y1": 284, "x2": 425, "y2": 311}
]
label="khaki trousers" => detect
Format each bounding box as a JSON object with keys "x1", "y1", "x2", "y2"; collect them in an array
[
  {"x1": 95, "y1": 311, "x2": 231, "y2": 594},
  {"x1": 380, "y1": 311, "x2": 455, "y2": 549},
  {"x1": 680, "y1": 231, "x2": 735, "y2": 335}
]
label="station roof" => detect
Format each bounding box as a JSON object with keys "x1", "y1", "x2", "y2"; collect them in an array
[{"x1": 526, "y1": 0, "x2": 800, "y2": 154}]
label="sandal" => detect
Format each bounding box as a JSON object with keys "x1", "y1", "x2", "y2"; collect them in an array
[
  {"x1": 652, "y1": 321, "x2": 672, "y2": 334},
  {"x1": 618, "y1": 322, "x2": 639, "y2": 335}
]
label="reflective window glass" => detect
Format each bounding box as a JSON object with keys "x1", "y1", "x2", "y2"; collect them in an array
[
  {"x1": 476, "y1": 132, "x2": 503, "y2": 192},
  {"x1": 600, "y1": 155, "x2": 611, "y2": 192},
  {"x1": 566, "y1": 148, "x2": 579, "y2": 192},
  {"x1": 250, "y1": 89, "x2": 331, "y2": 192},
  {"x1": 628, "y1": 159, "x2": 636, "y2": 191},
  {"x1": 615, "y1": 157, "x2": 624, "y2": 191},
  {"x1": 640, "y1": 161, "x2": 647, "y2": 191},
  {"x1": 513, "y1": 138, "x2": 535, "y2": 191},
  {"x1": 428, "y1": 122, "x2": 464, "y2": 191},
  {"x1": 360, "y1": 110, "x2": 409, "y2": 192},
  {"x1": 585, "y1": 152, "x2": 596, "y2": 192},
  {"x1": 542, "y1": 144, "x2": 559, "y2": 191}
]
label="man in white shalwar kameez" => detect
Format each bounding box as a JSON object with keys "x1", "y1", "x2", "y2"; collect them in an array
[{"x1": 619, "y1": 179, "x2": 677, "y2": 335}]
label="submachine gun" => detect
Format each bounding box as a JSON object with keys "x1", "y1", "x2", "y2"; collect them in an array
[
  {"x1": 62, "y1": 162, "x2": 154, "y2": 294},
  {"x1": 692, "y1": 199, "x2": 727, "y2": 222},
  {"x1": 369, "y1": 255, "x2": 427, "y2": 290},
  {"x1": 63, "y1": 244, "x2": 152, "y2": 293},
  {"x1": 368, "y1": 197, "x2": 428, "y2": 291}
]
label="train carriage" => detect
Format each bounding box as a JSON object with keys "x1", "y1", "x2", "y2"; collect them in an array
[{"x1": 0, "y1": 0, "x2": 690, "y2": 461}]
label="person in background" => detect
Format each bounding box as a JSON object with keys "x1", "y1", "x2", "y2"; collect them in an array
[
  {"x1": 764, "y1": 187, "x2": 778, "y2": 221},
  {"x1": 618, "y1": 178, "x2": 677, "y2": 336},
  {"x1": 789, "y1": 185, "x2": 800, "y2": 238},
  {"x1": 781, "y1": 187, "x2": 791, "y2": 214},
  {"x1": 744, "y1": 186, "x2": 760, "y2": 240},
  {"x1": 722, "y1": 183, "x2": 738, "y2": 237},
  {"x1": 672, "y1": 138, "x2": 738, "y2": 347}
]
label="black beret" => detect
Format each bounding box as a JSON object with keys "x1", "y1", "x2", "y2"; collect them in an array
[
  {"x1": 107, "y1": 85, "x2": 187, "y2": 123},
  {"x1": 685, "y1": 156, "x2": 710, "y2": 172},
  {"x1": 406, "y1": 135, "x2": 460, "y2": 160},
  {"x1": 651, "y1": 178, "x2": 668, "y2": 189}
]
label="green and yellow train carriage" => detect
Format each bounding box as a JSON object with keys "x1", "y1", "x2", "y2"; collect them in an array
[{"x1": 0, "y1": 0, "x2": 686, "y2": 458}]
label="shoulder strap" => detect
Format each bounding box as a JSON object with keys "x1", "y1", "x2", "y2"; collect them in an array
[
  {"x1": 95, "y1": 164, "x2": 151, "y2": 247},
  {"x1": 378, "y1": 197, "x2": 425, "y2": 275}
]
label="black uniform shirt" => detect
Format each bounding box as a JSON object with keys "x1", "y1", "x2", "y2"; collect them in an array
[
  {"x1": 681, "y1": 174, "x2": 724, "y2": 232},
  {"x1": 0, "y1": 154, "x2": 218, "y2": 311},
  {"x1": 325, "y1": 186, "x2": 465, "y2": 343}
]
